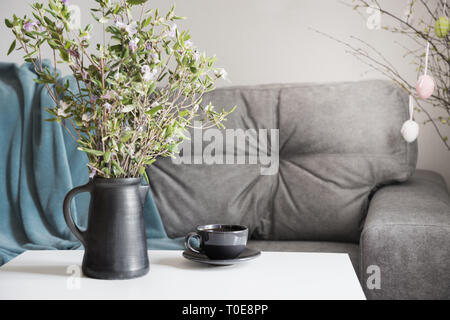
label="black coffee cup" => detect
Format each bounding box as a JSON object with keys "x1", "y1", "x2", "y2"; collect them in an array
[{"x1": 185, "y1": 224, "x2": 248, "y2": 260}]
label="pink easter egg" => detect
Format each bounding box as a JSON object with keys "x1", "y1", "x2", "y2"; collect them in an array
[{"x1": 416, "y1": 75, "x2": 435, "y2": 99}]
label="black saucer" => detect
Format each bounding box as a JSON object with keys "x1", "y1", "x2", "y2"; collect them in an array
[{"x1": 182, "y1": 247, "x2": 261, "y2": 266}]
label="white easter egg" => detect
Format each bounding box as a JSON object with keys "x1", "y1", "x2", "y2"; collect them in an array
[{"x1": 401, "y1": 120, "x2": 419, "y2": 143}]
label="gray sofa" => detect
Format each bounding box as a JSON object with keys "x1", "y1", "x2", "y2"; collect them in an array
[{"x1": 146, "y1": 80, "x2": 450, "y2": 300}]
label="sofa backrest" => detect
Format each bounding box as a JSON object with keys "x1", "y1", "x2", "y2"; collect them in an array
[{"x1": 146, "y1": 80, "x2": 417, "y2": 243}]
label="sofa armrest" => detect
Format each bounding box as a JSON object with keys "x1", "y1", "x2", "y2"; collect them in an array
[{"x1": 360, "y1": 170, "x2": 450, "y2": 300}]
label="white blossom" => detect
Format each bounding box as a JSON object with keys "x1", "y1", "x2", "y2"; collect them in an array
[
  {"x1": 57, "y1": 101, "x2": 70, "y2": 117},
  {"x1": 81, "y1": 33, "x2": 91, "y2": 41},
  {"x1": 142, "y1": 65, "x2": 158, "y2": 82},
  {"x1": 193, "y1": 51, "x2": 200, "y2": 61},
  {"x1": 151, "y1": 52, "x2": 160, "y2": 64},
  {"x1": 214, "y1": 68, "x2": 228, "y2": 80},
  {"x1": 103, "y1": 102, "x2": 112, "y2": 112},
  {"x1": 167, "y1": 23, "x2": 177, "y2": 38},
  {"x1": 24, "y1": 21, "x2": 38, "y2": 32},
  {"x1": 141, "y1": 65, "x2": 151, "y2": 74},
  {"x1": 129, "y1": 37, "x2": 139, "y2": 53},
  {"x1": 82, "y1": 114, "x2": 91, "y2": 122},
  {"x1": 184, "y1": 40, "x2": 194, "y2": 49},
  {"x1": 114, "y1": 17, "x2": 127, "y2": 29},
  {"x1": 126, "y1": 21, "x2": 138, "y2": 36}
]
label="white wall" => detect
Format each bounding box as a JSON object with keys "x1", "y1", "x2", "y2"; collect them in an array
[{"x1": 1, "y1": 0, "x2": 448, "y2": 185}]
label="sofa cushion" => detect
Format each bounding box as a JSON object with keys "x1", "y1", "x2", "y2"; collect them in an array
[
  {"x1": 272, "y1": 80, "x2": 417, "y2": 242},
  {"x1": 147, "y1": 80, "x2": 417, "y2": 242}
]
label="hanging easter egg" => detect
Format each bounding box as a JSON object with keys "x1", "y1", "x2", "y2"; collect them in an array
[
  {"x1": 401, "y1": 95, "x2": 419, "y2": 143},
  {"x1": 435, "y1": 16, "x2": 449, "y2": 38},
  {"x1": 401, "y1": 120, "x2": 419, "y2": 143},
  {"x1": 416, "y1": 75, "x2": 435, "y2": 99}
]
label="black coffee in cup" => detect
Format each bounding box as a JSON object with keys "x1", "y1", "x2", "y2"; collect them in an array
[{"x1": 185, "y1": 224, "x2": 248, "y2": 260}]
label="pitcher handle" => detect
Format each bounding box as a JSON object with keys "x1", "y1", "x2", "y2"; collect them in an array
[{"x1": 63, "y1": 180, "x2": 93, "y2": 247}]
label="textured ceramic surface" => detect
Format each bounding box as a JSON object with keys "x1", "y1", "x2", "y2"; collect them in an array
[
  {"x1": 63, "y1": 178, "x2": 149, "y2": 279},
  {"x1": 185, "y1": 224, "x2": 248, "y2": 259},
  {"x1": 182, "y1": 247, "x2": 261, "y2": 266}
]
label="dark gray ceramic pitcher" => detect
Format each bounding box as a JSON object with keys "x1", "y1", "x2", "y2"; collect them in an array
[{"x1": 63, "y1": 177, "x2": 149, "y2": 280}]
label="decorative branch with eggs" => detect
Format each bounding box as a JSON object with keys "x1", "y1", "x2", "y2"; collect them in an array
[{"x1": 316, "y1": 0, "x2": 450, "y2": 149}]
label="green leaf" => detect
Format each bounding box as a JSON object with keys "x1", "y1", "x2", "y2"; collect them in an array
[
  {"x1": 33, "y1": 78, "x2": 54, "y2": 84},
  {"x1": 77, "y1": 147, "x2": 104, "y2": 157},
  {"x1": 99, "y1": 16, "x2": 109, "y2": 24},
  {"x1": 148, "y1": 82, "x2": 156, "y2": 95},
  {"x1": 142, "y1": 170, "x2": 149, "y2": 183},
  {"x1": 145, "y1": 105, "x2": 162, "y2": 116},
  {"x1": 121, "y1": 132, "x2": 133, "y2": 143},
  {"x1": 142, "y1": 16, "x2": 152, "y2": 27},
  {"x1": 59, "y1": 49, "x2": 70, "y2": 62},
  {"x1": 7, "y1": 40, "x2": 16, "y2": 55},
  {"x1": 104, "y1": 150, "x2": 112, "y2": 162},
  {"x1": 112, "y1": 160, "x2": 125, "y2": 174},
  {"x1": 44, "y1": 16, "x2": 54, "y2": 26},
  {"x1": 48, "y1": 40, "x2": 58, "y2": 49},
  {"x1": 126, "y1": 0, "x2": 148, "y2": 6},
  {"x1": 45, "y1": 108, "x2": 57, "y2": 116},
  {"x1": 5, "y1": 18, "x2": 13, "y2": 28},
  {"x1": 90, "y1": 12, "x2": 100, "y2": 22},
  {"x1": 138, "y1": 166, "x2": 146, "y2": 175},
  {"x1": 178, "y1": 110, "x2": 189, "y2": 117}
]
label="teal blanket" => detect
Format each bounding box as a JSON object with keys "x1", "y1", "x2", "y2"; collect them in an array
[{"x1": 0, "y1": 62, "x2": 183, "y2": 265}]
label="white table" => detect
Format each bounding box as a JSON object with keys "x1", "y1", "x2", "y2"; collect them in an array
[{"x1": 0, "y1": 250, "x2": 365, "y2": 300}]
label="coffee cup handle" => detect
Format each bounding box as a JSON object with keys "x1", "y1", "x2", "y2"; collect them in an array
[{"x1": 185, "y1": 232, "x2": 202, "y2": 254}]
